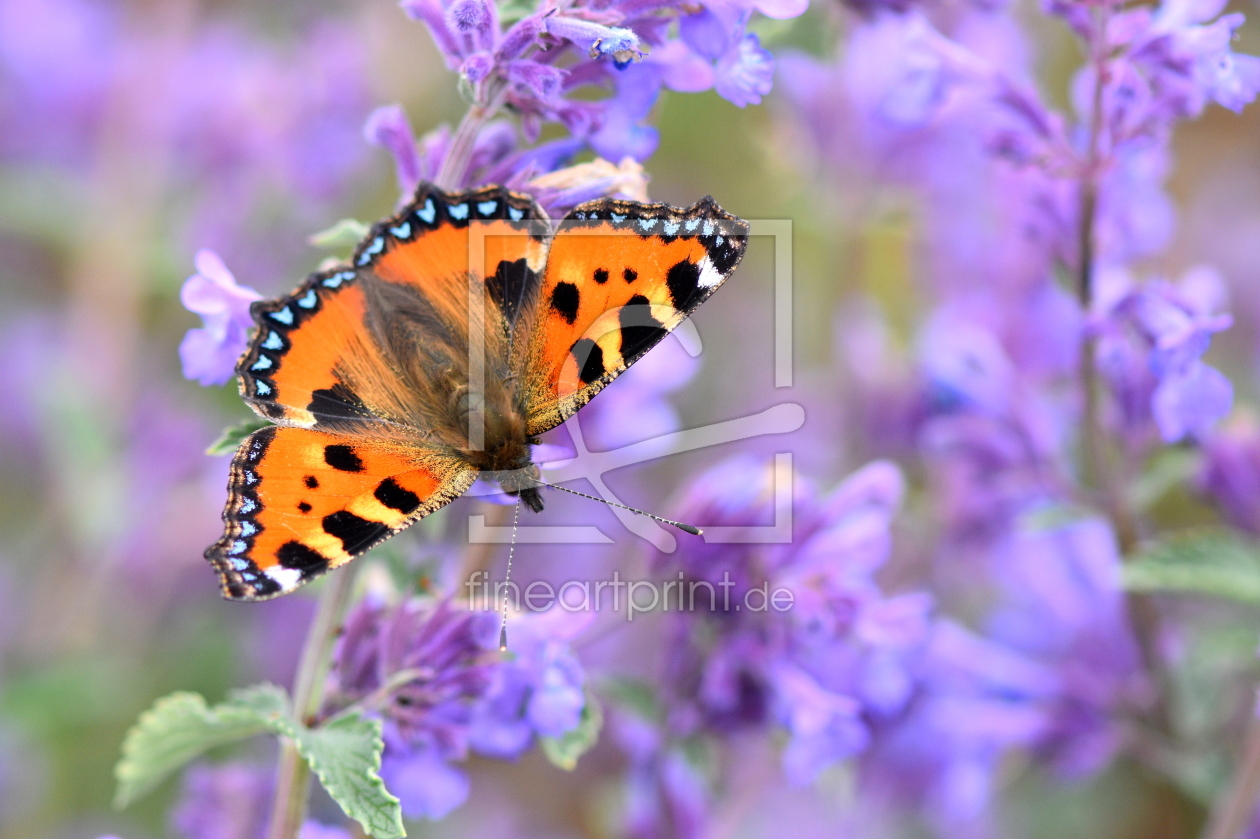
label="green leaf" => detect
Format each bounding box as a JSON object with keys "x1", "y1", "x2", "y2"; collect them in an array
[
  {"x1": 114, "y1": 684, "x2": 290, "y2": 808},
  {"x1": 540, "y1": 690, "x2": 603, "y2": 771},
  {"x1": 279, "y1": 712, "x2": 404, "y2": 839},
  {"x1": 1123, "y1": 529, "x2": 1260, "y2": 604},
  {"x1": 309, "y1": 218, "x2": 370, "y2": 251},
  {"x1": 206, "y1": 417, "x2": 271, "y2": 456},
  {"x1": 496, "y1": 0, "x2": 535, "y2": 23}
]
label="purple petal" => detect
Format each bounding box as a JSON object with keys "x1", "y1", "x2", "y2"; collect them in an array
[
  {"x1": 714, "y1": 32, "x2": 774, "y2": 108},
  {"x1": 1152, "y1": 360, "x2": 1233, "y2": 442},
  {"x1": 363, "y1": 105, "x2": 422, "y2": 199},
  {"x1": 380, "y1": 747, "x2": 470, "y2": 821}
]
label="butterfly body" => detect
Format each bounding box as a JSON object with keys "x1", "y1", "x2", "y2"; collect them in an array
[{"x1": 207, "y1": 183, "x2": 748, "y2": 601}]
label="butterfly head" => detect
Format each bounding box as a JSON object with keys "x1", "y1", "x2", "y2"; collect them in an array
[{"x1": 468, "y1": 431, "x2": 545, "y2": 513}]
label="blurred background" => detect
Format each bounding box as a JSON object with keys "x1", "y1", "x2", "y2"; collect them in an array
[{"x1": 3, "y1": 0, "x2": 1260, "y2": 837}]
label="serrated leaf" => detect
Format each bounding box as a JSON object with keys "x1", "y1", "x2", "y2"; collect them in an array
[
  {"x1": 309, "y1": 218, "x2": 370, "y2": 251},
  {"x1": 206, "y1": 417, "x2": 272, "y2": 456},
  {"x1": 278, "y1": 712, "x2": 404, "y2": 839},
  {"x1": 541, "y1": 690, "x2": 603, "y2": 771},
  {"x1": 114, "y1": 684, "x2": 290, "y2": 808},
  {"x1": 1123, "y1": 529, "x2": 1260, "y2": 603}
]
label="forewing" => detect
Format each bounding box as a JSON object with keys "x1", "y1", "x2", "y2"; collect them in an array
[
  {"x1": 238, "y1": 184, "x2": 549, "y2": 436},
  {"x1": 522, "y1": 196, "x2": 748, "y2": 435},
  {"x1": 206, "y1": 427, "x2": 477, "y2": 601}
]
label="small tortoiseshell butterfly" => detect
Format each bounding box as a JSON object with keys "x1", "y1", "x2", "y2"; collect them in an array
[{"x1": 206, "y1": 183, "x2": 749, "y2": 600}]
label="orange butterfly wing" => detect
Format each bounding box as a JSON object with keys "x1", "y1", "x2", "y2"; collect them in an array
[
  {"x1": 207, "y1": 426, "x2": 475, "y2": 601},
  {"x1": 522, "y1": 196, "x2": 748, "y2": 435},
  {"x1": 238, "y1": 185, "x2": 548, "y2": 432}
]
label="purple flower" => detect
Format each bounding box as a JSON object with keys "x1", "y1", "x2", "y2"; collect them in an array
[
  {"x1": 1201, "y1": 417, "x2": 1260, "y2": 534},
  {"x1": 1096, "y1": 266, "x2": 1233, "y2": 443},
  {"x1": 330, "y1": 596, "x2": 497, "y2": 756},
  {"x1": 714, "y1": 32, "x2": 774, "y2": 107},
  {"x1": 170, "y1": 762, "x2": 270, "y2": 839},
  {"x1": 364, "y1": 105, "x2": 422, "y2": 199},
  {"x1": 469, "y1": 607, "x2": 593, "y2": 758},
  {"x1": 379, "y1": 744, "x2": 471, "y2": 821},
  {"x1": 654, "y1": 459, "x2": 932, "y2": 782},
  {"x1": 178, "y1": 250, "x2": 260, "y2": 387}
]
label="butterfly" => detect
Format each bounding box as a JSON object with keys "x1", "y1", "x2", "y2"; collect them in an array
[{"x1": 205, "y1": 182, "x2": 749, "y2": 600}]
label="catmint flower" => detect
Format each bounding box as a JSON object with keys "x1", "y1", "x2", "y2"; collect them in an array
[
  {"x1": 714, "y1": 32, "x2": 774, "y2": 107},
  {"x1": 178, "y1": 249, "x2": 260, "y2": 388},
  {"x1": 1201, "y1": 416, "x2": 1260, "y2": 534},
  {"x1": 655, "y1": 459, "x2": 932, "y2": 782},
  {"x1": 363, "y1": 104, "x2": 422, "y2": 199},
  {"x1": 468, "y1": 608, "x2": 593, "y2": 758},
  {"x1": 543, "y1": 17, "x2": 643, "y2": 66}
]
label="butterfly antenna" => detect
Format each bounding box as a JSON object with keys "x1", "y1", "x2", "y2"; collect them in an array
[
  {"x1": 531, "y1": 479, "x2": 703, "y2": 536},
  {"x1": 499, "y1": 497, "x2": 521, "y2": 652}
]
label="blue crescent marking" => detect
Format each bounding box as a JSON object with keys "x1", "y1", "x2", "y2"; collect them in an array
[
  {"x1": 663, "y1": 221, "x2": 680, "y2": 236},
  {"x1": 703, "y1": 220, "x2": 715, "y2": 236},
  {"x1": 715, "y1": 236, "x2": 724, "y2": 247},
  {"x1": 508, "y1": 206, "x2": 525, "y2": 221},
  {"x1": 229, "y1": 557, "x2": 249, "y2": 571},
  {"x1": 611, "y1": 213, "x2": 627, "y2": 223},
  {"x1": 229, "y1": 540, "x2": 247, "y2": 555},
  {"x1": 448, "y1": 203, "x2": 469, "y2": 220},
  {"x1": 574, "y1": 211, "x2": 587, "y2": 220},
  {"x1": 240, "y1": 497, "x2": 256, "y2": 513},
  {"x1": 391, "y1": 221, "x2": 412, "y2": 239},
  {"x1": 416, "y1": 198, "x2": 436, "y2": 224},
  {"x1": 477, "y1": 200, "x2": 498, "y2": 216},
  {"x1": 251, "y1": 356, "x2": 273, "y2": 371},
  {"x1": 357, "y1": 236, "x2": 385, "y2": 266},
  {"x1": 254, "y1": 382, "x2": 271, "y2": 396},
  {"x1": 639, "y1": 218, "x2": 658, "y2": 231},
  {"x1": 262, "y1": 331, "x2": 283, "y2": 350},
  {"x1": 240, "y1": 522, "x2": 257, "y2": 536},
  {"x1": 270, "y1": 307, "x2": 294, "y2": 325},
  {"x1": 323, "y1": 271, "x2": 351, "y2": 288},
  {"x1": 297, "y1": 290, "x2": 317, "y2": 309},
  {"x1": 244, "y1": 470, "x2": 259, "y2": 484},
  {"x1": 685, "y1": 218, "x2": 701, "y2": 232}
]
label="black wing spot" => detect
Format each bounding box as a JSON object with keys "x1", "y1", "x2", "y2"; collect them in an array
[
  {"x1": 593, "y1": 268, "x2": 609, "y2": 284},
  {"x1": 487, "y1": 258, "x2": 539, "y2": 324},
  {"x1": 297, "y1": 501, "x2": 312, "y2": 513},
  {"x1": 308, "y1": 382, "x2": 372, "y2": 423},
  {"x1": 623, "y1": 268, "x2": 638, "y2": 283},
  {"x1": 324, "y1": 445, "x2": 363, "y2": 473},
  {"x1": 276, "y1": 541, "x2": 330, "y2": 578},
  {"x1": 666, "y1": 259, "x2": 702, "y2": 311},
  {"x1": 550, "y1": 281, "x2": 580, "y2": 325},
  {"x1": 571, "y1": 338, "x2": 605, "y2": 386},
  {"x1": 619, "y1": 294, "x2": 669, "y2": 363},
  {"x1": 375, "y1": 478, "x2": 421, "y2": 514},
  {"x1": 304, "y1": 475, "x2": 320, "y2": 489},
  {"x1": 323, "y1": 510, "x2": 390, "y2": 554}
]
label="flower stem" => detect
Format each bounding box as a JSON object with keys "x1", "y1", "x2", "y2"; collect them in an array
[
  {"x1": 266, "y1": 568, "x2": 359, "y2": 839},
  {"x1": 433, "y1": 83, "x2": 508, "y2": 191},
  {"x1": 1202, "y1": 696, "x2": 1260, "y2": 839}
]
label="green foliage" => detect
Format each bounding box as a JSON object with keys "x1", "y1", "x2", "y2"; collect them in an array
[
  {"x1": 540, "y1": 689, "x2": 603, "y2": 771},
  {"x1": 278, "y1": 713, "x2": 405, "y2": 839},
  {"x1": 115, "y1": 687, "x2": 404, "y2": 838},
  {"x1": 114, "y1": 684, "x2": 288, "y2": 808},
  {"x1": 205, "y1": 417, "x2": 271, "y2": 456},
  {"x1": 1122, "y1": 529, "x2": 1260, "y2": 604},
  {"x1": 309, "y1": 218, "x2": 370, "y2": 252}
]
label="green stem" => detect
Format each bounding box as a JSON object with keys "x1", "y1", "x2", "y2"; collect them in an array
[
  {"x1": 433, "y1": 83, "x2": 509, "y2": 191},
  {"x1": 266, "y1": 568, "x2": 359, "y2": 839},
  {"x1": 1201, "y1": 705, "x2": 1260, "y2": 839}
]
